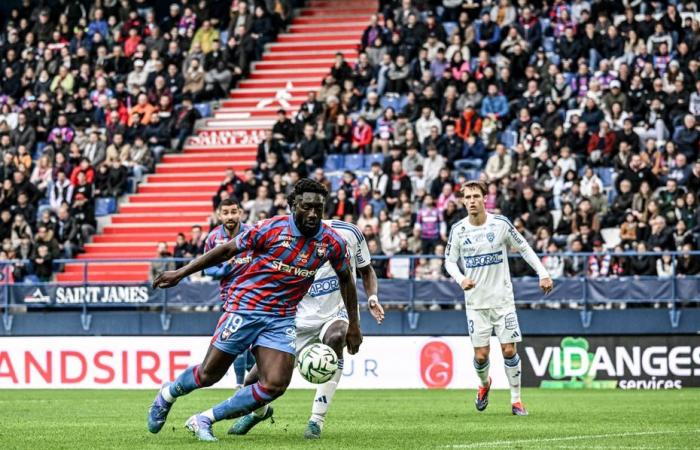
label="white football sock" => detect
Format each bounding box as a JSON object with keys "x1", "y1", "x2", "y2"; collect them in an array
[
  {"x1": 252, "y1": 404, "x2": 269, "y2": 418},
  {"x1": 310, "y1": 359, "x2": 343, "y2": 428},
  {"x1": 201, "y1": 408, "x2": 215, "y2": 421},
  {"x1": 504, "y1": 354, "x2": 522, "y2": 403},
  {"x1": 473, "y1": 358, "x2": 490, "y2": 387},
  {"x1": 161, "y1": 385, "x2": 175, "y2": 403}
]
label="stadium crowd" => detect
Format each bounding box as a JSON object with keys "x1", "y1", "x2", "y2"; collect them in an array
[
  {"x1": 2, "y1": 0, "x2": 700, "y2": 286},
  {"x1": 203, "y1": 0, "x2": 700, "y2": 283},
  {"x1": 0, "y1": 0, "x2": 292, "y2": 281}
]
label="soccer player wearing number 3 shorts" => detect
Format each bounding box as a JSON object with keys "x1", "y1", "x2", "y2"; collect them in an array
[
  {"x1": 445, "y1": 181, "x2": 553, "y2": 416},
  {"x1": 229, "y1": 220, "x2": 384, "y2": 439}
]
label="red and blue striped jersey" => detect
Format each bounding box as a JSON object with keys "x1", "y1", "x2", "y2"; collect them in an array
[
  {"x1": 224, "y1": 215, "x2": 350, "y2": 316},
  {"x1": 204, "y1": 223, "x2": 252, "y2": 301}
]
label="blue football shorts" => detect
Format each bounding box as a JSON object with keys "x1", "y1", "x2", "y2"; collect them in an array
[{"x1": 211, "y1": 310, "x2": 297, "y2": 356}]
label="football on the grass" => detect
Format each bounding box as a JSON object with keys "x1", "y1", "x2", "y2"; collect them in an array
[{"x1": 297, "y1": 343, "x2": 339, "y2": 384}]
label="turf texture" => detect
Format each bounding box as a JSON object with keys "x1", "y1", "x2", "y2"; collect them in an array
[{"x1": 1, "y1": 389, "x2": 698, "y2": 449}]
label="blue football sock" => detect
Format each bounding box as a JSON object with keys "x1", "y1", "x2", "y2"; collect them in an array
[
  {"x1": 233, "y1": 354, "x2": 246, "y2": 385},
  {"x1": 169, "y1": 365, "x2": 202, "y2": 398},
  {"x1": 211, "y1": 382, "x2": 276, "y2": 422}
]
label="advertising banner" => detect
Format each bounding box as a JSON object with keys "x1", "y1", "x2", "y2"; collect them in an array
[
  {"x1": 521, "y1": 336, "x2": 700, "y2": 389},
  {"x1": 192, "y1": 129, "x2": 266, "y2": 146},
  {"x1": 0, "y1": 336, "x2": 508, "y2": 389}
]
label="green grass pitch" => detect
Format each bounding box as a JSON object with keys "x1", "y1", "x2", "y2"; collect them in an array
[{"x1": 1, "y1": 389, "x2": 699, "y2": 449}]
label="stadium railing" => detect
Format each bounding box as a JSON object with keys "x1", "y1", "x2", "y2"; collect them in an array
[{"x1": 1, "y1": 252, "x2": 698, "y2": 333}]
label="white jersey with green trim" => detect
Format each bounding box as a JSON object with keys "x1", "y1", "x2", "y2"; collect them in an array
[
  {"x1": 295, "y1": 220, "x2": 371, "y2": 327},
  {"x1": 445, "y1": 213, "x2": 549, "y2": 310}
]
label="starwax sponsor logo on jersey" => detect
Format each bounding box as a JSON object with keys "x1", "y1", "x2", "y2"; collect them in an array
[
  {"x1": 271, "y1": 260, "x2": 317, "y2": 277},
  {"x1": 307, "y1": 276, "x2": 340, "y2": 297},
  {"x1": 420, "y1": 341, "x2": 453, "y2": 389},
  {"x1": 463, "y1": 251, "x2": 503, "y2": 268}
]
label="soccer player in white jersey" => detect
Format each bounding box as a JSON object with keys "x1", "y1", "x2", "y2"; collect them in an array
[
  {"x1": 229, "y1": 219, "x2": 385, "y2": 438},
  {"x1": 445, "y1": 181, "x2": 553, "y2": 416}
]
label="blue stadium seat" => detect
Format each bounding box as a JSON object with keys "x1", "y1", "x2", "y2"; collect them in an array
[
  {"x1": 365, "y1": 153, "x2": 384, "y2": 169},
  {"x1": 32, "y1": 142, "x2": 46, "y2": 160},
  {"x1": 499, "y1": 130, "x2": 517, "y2": 149},
  {"x1": 380, "y1": 96, "x2": 401, "y2": 111},
  {"x1": 543, "y1": 37, "x2": 555, "y2": 52},
  {"x1": 324, "y1": 154, "x2": 344, "y2": 172},
  {"x1": 596, "y1": 168, "x2": 615, "y2": 188},
  {"x1": 95, "y1": 197, "x2": 117, "y2": 217},
  {"x1": 345, "y1": 154, "x2": 365, "y2": 171},
  {"x1": 329, "y1": 174, "x2": 342, "y2": 192},
  {"x1": 126, "y1": 177, "x2": 138, "y2": 194},
  {"x1": 194, "y1": 103, "x2": 211, "y2": 118},
  {"x1": 442, "y1": 22, "x2": 458, "y2": 38}
]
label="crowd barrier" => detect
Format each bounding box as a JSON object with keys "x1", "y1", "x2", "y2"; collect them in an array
[{"x1": 1, "y1": 252, "x2": 698, "y2": 333}]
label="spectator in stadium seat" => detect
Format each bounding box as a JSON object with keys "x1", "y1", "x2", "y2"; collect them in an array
[
  {"x1": 677, "y1": 243, "x2": 700, "y2": 276},
  {"x1": 385, "y1": 160, "x2": 412, "y2": 211},
  {"x1": 297, "y1": 123, "x2": 326, "y2": 171},
  {"x1": 182, "y1": 59, "x2": 205, "y2": 102},
  {"x1": 245, "y1": 185, "x2": 273, "y2": 223},
  {"x1": 485, "y1": 144, "x2": 512, "y2": 182},
  {"x1": 188, "y1": 225, "x2": 206, "y2": 257},
  {"x1": 34, "y1": 225, "x2": 60, "y2": 260},
  {"x1": 250, "y1": 5, "x2": 275, "y2": 60},
  {"x1": 351, "y1": 116, "x2": 373, "y2": 152},
  {"x1": 150, "y1": 241, "x2": 176, "y2": 282},
  {"x1": 672, "y1": 115, "x2": 700, "y2": 159},
  {"x1": 0, "y1": 210, "x2": 11, "y2": 242},
  {"x1": 172, "y1": 233, "x2": 192, "y2": 269}
]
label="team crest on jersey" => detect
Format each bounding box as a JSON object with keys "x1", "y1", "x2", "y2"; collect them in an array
[
  {"x1": 316, "y1": 243, "x2": 328, "y2": 258},
  {"x1": 487, "y1": 232, "x2": 495, "y2": 243},
  {"x1": 299, "y1": 249, "x2": 310, "y2": 264}
]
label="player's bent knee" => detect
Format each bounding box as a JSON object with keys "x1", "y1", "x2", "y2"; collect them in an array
[
  {"x1": 474, "y1": 347, "x2": 490, "y2": 363},
  {"x1": 258, "y1": 380, "x2": 288, "y2": 399},
  {"x1": 501, "y1": 343, "x2": 517, "y2": 358},
  {"x1": 197, "y1": 368, "x2": 225, "y2": 387},
  {"x1": 323, "y1": 331, "x2": 346, "y2": 355}
]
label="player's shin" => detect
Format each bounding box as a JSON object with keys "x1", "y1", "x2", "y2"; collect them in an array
[
  {"x1": 203, "y1": 382, "x2": 276, "y2": 422},
  {"x1": 168, "y1": 365, "x2": 203, "y2": 400},
  {"x1": 310, "y1": 359, "x2": 343, "y2": 427},
  {"x1": 473, "y1": 358, "x2": 490, "y2": 387},
  {"x1": 503, "y1": 354, "x2": 522, "y2": 403}
]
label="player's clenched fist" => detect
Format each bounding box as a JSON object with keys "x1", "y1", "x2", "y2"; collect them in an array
[
  {"x1": 345, "y1": 323, "x2": 363, "y2": 355},
  {"x1": 461, "y1": 278, "x2": 476, "y2": 290},
  {"x1": 153, "y1": 270, "x2": 183, "y2": 289},
  {"x1": 540, "y1": 277, "x2": 553, "y2": 295}
]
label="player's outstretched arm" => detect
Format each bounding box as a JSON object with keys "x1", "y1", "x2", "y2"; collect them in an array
[
  {"x1": 358, "y1": 264, "x2": 384, "y2": 324},
  {"x1": 337, "y1": 267, "x2": 363, "y2": 354},
  {"x1": 505, "y1": 223, "x2": 553, "y2": 294},
  {"x1": 152, "y1": 241, "x2": 242, "y2": 289}
]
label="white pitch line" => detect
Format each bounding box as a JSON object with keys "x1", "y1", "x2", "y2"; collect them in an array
[{"x1": 444, "y1": 429, "x2": 700, "y2": 448}]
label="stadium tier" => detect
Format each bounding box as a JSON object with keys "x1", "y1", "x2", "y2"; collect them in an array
[{"x1": 52, "y1": 1, "x2": 371, "y2": 282}]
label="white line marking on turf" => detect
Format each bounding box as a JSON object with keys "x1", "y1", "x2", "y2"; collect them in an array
[{"x1": 444, "y1": 429, "x2": 700, "y2": 448}]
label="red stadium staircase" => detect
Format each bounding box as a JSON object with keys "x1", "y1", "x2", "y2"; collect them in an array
[{"x1": 56, "y1": 0, "x2": 375, "y2": 283}]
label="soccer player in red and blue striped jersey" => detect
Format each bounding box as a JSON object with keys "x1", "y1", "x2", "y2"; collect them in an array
[
  {"x1": 202, "y1": 198, "x2": 254, "y2": 388},
  {"x1": 147, "y1": 179, "x2": 362, "y2": 442}
]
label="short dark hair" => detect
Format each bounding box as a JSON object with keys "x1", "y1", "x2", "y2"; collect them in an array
[
  {"x1": 218, "y1": 198, "x2": 240, "y2": 209},
  {"x1": 287, "y1": 178, "x2": 328, "y2": 207},
  {"x1": 461, "y1": 181, "x2": 487, "y2": 195}
]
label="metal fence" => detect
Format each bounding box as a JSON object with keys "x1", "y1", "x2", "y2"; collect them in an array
[{"x1": 1, "y1": 252, "x2": 699, "y2": 333}]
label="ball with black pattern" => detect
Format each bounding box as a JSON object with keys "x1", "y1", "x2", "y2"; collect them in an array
[{"x1": 297, "y1": 343, "x2": 339, "y2": 384}]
